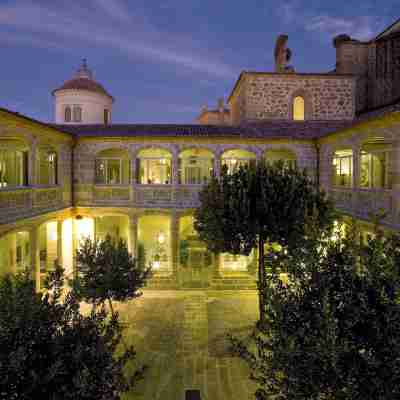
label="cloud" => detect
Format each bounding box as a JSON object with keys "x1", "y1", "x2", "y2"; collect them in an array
[
  {"x1": 277, "y1": 2, "x2": 386, "y2": 41},
  {"x1": 92, "y1": 0, "x2": 130, "y2": 22},
  {"x1": 0, "y1": 1, "x2": 236, "y2": 79},
  {"x1": 306, "y1": 15, "x2": 382, "y2": 41}
]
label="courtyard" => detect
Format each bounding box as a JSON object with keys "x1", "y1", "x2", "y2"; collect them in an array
[{"x1": 115, "y1": 289, "x2": 259, "y2": 400}]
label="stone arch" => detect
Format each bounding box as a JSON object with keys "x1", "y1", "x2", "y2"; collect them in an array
[
  {"x1": 136, "y1": 147, "x2": 173, "y2": 185},
  {"x1": 264, "y1": 147, "x2": 297, "y2": 168},
  {"x1": 221, "y1": 148, "x2": 257, "y2": 173},
  {"x1": 0, "y1": 138, "x2": 30, "y2": 188},
  {"x1": 94, "y1": 147, "x2": 130, "y2": 185},
  {"x1": 178, "y1": 147, "x2": 215, "y2": 185}
]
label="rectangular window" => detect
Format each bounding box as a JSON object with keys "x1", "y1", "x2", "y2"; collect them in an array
[
  {"x1": 332, "y1": 152, "x2": 353, "y2": 187},
  {"x1": 179, "y1": 157, "x2": 213, "y2": 184},
  {"x1": 360, "y1": 151, "x2": 390, "y2": 189},
  {"x1": 95, "y1": 158, "x2": 122, "y2": 185},
  {"x1": 138, "y1": 158, "x2": 171, "y2": 184},
  {"x1": 222, "y1": 158, "x2": 255, "y2": 174},
  {"x1": 0, "y1": 149, "x2": 28, "y2": 188},
  {"x1": 38, "y1": 152, "x2": 57, "y2": 186}
]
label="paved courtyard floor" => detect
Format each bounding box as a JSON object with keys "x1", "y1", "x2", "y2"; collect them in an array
[{"x1": 115, "y1": 290, "x2": 259, "y2": 400}]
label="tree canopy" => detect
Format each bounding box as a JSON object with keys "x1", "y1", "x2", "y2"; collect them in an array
[
  {"x1": 248, "y1": 225, "x2": 400, "y2": 400},
  {"x1": 72, "y1": 235, "x2": 151, "y2": 313},
  {"x1": 194, "y1": 162, "x2": 334, "y2": 322},
  {"x1": 0, "y1": 265, "x2": 143, "y2": 400}
]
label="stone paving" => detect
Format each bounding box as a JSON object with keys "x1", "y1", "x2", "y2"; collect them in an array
[{"x1": 116, "y1": 290, "x2": 259, "y2": 400}]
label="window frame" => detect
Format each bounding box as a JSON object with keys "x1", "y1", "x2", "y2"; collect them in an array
[
  {"x1": 178, "y1": 155, "x2": 214, "y2": 185},
  {"x1": 332, "y1": 152, "x2": 353, "y2": 188},
  {"x1": 137, "y1": 156, "x2": 172, "y2": 185},
  {"x1": 64, "y1": 106, "x2": 72, "y2": 122},
  {"x1": 72, "y1": 105, "x2": 82, "y2": 122},
  {"x1": 95, "y1": 157, "x2": 124, "y2": 185},
  {"x1": 360, "y1": 149, "x2": 391, "y2": 189},
  {"x1": 0, "y1": 148, "x2": 29, "y2": 189}
]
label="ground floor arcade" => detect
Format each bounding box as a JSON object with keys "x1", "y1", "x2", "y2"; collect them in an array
[{"x1": 0, "y1": 208, "x2": 259, "y2": 291}]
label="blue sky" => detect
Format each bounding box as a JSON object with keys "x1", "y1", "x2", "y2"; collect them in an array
[{"x1": 0, "y1": 0, "x2": 397, "y2": 124}]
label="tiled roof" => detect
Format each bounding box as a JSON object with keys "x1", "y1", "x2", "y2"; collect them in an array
[
  {"x1": 357, "y1": 100, "x2": 400, "y2": 121},
  {"x1": 52, "y1": 78, "x2": 114, "y2": 100},
  {"x1": 53, "y1": 120, "x2": 354, "y2": 140}
]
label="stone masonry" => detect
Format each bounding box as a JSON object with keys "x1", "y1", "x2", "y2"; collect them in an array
[{"x1": 229, "y1": 73, "x2": 355, "y2": 124}]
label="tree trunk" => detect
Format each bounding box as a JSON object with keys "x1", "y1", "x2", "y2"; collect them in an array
[
  {"x1": 258, "y1": 236, "x2": 266, "y2": 326},
  {"x1": 108, "y1": 297, "x2": 115, "y2": 315}
]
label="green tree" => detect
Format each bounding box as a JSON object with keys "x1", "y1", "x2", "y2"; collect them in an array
[
  {"x1": 194, "y1": 162, "x2": 333, "y2": 324},
  {"x1": 0, "y1": 265, "x2": 143, "y2": 400},
  {"x1": 250, "y1": 225, "x2": 400, "y2": 400},
  {"x1": 72, "y1": 235, "x2": 152, "y2": 314}
]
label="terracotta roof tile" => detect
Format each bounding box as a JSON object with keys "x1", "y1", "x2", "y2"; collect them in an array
[
  {"x1": 52, "y1": 78, "x2": 113, "y2": 100},
  {"x1": 53, "y1": 120, "x2": 354, "y2": 140}
]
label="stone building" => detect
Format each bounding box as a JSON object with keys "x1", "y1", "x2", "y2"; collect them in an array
[{"x1": 1, "y1": 19, "x2": 400, "y2": 291}]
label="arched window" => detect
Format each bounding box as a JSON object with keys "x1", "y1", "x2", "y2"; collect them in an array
[
  {"x1": 221, "y1": 149, "x2": 256, "y2": 174},
  {"x1": 293, "y1": 96, "x2": 305, "y2": 121},
  {"x1": 104, "y1": 109, "x2": 109, "y2": 125},
  {"x1": 73, "y1": 106, "x2": 82, "y2": 122},
  {"x1": 64, "y1": 106, "x2": 71, "y2": 122},
  {"x1": 136, "y1": 148, "x2": 172, "y2": 185},
  {"x1": 178, "y1": 148, "x2": 214, "y2": 185},
  {"x1": 38, "y1": 147, "x2": 58, "y2": 185},
  {"x1": 95, "y1": 148, "x2": 130, "y2": 185},
  {"x1": 0, "y1": 141, "x2": 29, "y2": 188}
]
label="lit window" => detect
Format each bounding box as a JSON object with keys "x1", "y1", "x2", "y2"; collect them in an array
[
  {"x1": 360, "y1": 150, "x2": 391, "y2": 189},
  {"x1": 73, "y1": 106, "x2": 82, "y2": 122},
  {"x1": 137, "y1": 149, "x2": 172, "y2": 185},
  {"x1": 95, "y1": 159, "x2": 122, "y2": 184},
  {"x1": 293, "y1": 96, "x2": 305, "y2": 121},
  {"x1": 64, "y1": 106, "x2": 71, "y2": 122},
  {"x1": 38, "y1": 150, "x2": 58, "y2": 185},
  {"x1": 0, "y1": 149, "x2": 28, "y2": 188},
  {"x1": 221, "y1": 149, "x2": 256, "y2": 174},
  {"x1": 179, "y1": 149, "x2": 214, "y2": 185},
  {"x1": 332, "y1": 150, "x2": 353, "y2": 187},
  {"x1": 264, "y1": 150, "x2": 297, "y2": 169}
]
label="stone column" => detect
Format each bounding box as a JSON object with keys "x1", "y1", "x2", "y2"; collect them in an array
[
  {"x1": 128, "y1": 214, "x2": 138, "y2": 256},
  {"x1": 214, "y1": 150, "x2": 222, "y2": 178},
  {"x1": 213, "y1": 253, "x2": 222, "y2": 278},
  {"x1": 9, "y1": 233, "x2": 17, "y2": 275},
  {"x1": 172, "y1": 150, "x2": 179, "y2": 186},
  {"x1": 72, "y1": 219, "x2": 78, "y2": 278},
  {"x1": 57, "y1": 220, "x2": 63, "y2": 266},
  {"x1": 29, "y1": 226, "x2": 41, "y2": 293},
  {"x1": 352, "y1": 143, "x2": 360, "y2": 188},
  {"x1": 170, "y1": 211, "x2": 179, "y2": 280},
  {"x1": 390, "y1": 140, "x2": 400, "y2": 224},
  {"x1": 29, "y1": 141, "x2": 37, "y2": 186}
]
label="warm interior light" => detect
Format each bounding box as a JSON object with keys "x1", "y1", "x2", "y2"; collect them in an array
[
  {"x1": 153, "y1": 261, "x2": 160, "y2": 269},
  {"x1": 76, "y1": 217, "x2": 94, "y2": 242},
  {"x1": 157, "y1": 232, "x2": 165, "y2": 245},
  {"x1": 47, "y1": 221, "x2": 58, "y2": 242}
]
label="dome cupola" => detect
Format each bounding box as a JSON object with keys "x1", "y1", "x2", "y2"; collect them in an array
[{"x1": 53, "y1": 60, "x2": 113, "y2": 125}]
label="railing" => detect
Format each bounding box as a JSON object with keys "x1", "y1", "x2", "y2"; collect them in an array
[
  {"x1": 329, "y1": 187, "x2": 394, "y2": 223},
  {"x1": 0, "y1": 186, "x2": 65, "y2": 223},
  {"x1": 93, "y1": 185, "x2": 131, "y2": 203}
]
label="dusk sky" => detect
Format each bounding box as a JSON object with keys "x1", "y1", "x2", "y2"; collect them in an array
[{"x1": 0, "y1": 0, "x2": 397, "y2": 124}]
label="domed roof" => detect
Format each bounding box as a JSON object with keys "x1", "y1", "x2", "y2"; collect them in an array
[{"x1": 52, "y1": 60, "x2": 114, "y2": 101}]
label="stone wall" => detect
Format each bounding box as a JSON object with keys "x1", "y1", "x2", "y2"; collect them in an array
[
  {"x1": 241, "y1": 73, "x2": 355, "y2": 122},
  {"x1": 335, "y1": 32, "x2": 400, "y2": 112}
]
